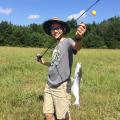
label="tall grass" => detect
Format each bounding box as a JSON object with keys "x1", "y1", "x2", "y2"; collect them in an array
[{"x1": 0, "y1": 47, "x2": 120, "y2": 120}]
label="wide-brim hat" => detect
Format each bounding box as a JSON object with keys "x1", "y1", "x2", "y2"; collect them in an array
[{"x1": 43, "y1": 17, "x2": 70, "y2": 36}]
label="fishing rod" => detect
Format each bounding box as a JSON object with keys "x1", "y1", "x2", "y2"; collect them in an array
[{"x1": 37, "y1": 0, "x2": 101, "y2": 60}]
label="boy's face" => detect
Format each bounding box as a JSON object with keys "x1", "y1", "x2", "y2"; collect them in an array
[{"x1": 50, "y1": 23, "x2": 64, "y2": 40}]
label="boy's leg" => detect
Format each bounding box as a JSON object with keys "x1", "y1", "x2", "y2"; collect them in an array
[
  {"x1": 43, "y1": 84, "x2": 55, "y2": 120},
  {"x1": 52, "y1": 82, "x2": 71, "y2": 120}
]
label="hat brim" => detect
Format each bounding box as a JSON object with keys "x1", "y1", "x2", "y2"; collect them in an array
[{"x1": 43, "y1": 19, "x2": 70, "y2": 36}]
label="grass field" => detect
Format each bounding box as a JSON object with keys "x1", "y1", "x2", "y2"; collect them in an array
[{"x1": 0, "y1": 47, "x2": 120, "y2": 120}]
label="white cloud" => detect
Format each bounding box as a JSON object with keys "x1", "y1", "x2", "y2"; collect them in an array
[
  {"x1": 67, "y1": 10, "x2": 87, "y2": 20},
  {"x1": 0, "y1": 7, "x2": 13, "y2": 15},
  {"x1": 28, "y1": 14, "x2": 40, "y2": 20}
]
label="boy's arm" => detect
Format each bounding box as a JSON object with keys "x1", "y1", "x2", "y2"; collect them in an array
[
  {"x1": 73, "y1": 23, "x2": 86, "y2": 51},
  {"x1": 37, "y1": 58, "x2": 51, "y2": 67}
]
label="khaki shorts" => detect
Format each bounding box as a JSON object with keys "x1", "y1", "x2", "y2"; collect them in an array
[{"x1": 43, "y1": 81, "x2": 71, "y2": 119}]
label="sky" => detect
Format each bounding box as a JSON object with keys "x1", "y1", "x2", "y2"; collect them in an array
[{"x1": 0, "y1": 0, "x2": 120, "y2": 25}]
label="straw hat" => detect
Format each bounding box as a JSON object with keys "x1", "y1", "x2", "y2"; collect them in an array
[{"x1": 43, "y1": 17, "x2": 70, "y2": 36}]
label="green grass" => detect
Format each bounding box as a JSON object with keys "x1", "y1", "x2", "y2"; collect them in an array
[{"x1": 0, "y1": 47, "x2": 120, "y2": 120}]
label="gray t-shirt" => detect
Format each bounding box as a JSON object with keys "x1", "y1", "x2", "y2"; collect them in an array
[{"x1": 47, "y1": 38, "x2": 75, "y2": 87}]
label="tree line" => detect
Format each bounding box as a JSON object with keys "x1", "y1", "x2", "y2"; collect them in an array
[{"x1": 0, "y1": 16, "x2": 120, "y2": 48}]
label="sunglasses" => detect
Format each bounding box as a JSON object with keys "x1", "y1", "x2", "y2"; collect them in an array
[{"x1": 51, "y1": 26, "x2": 62, "y2": 31}]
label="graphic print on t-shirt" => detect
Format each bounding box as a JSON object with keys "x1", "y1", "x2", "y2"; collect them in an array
[{"x1": 51, "y1": 48, "x2": 60, "y2": 66}]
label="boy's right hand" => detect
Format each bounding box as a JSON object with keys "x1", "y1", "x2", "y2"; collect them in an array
[
  {"x1": 39, "y1": 58, "x2": 45, "y2": 64},
  {"x1": 36, "y1": 53, "x2": 45, "y2": 64}
]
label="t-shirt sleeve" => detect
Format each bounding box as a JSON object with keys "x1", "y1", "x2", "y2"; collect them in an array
[
  {"x1": 66, "y1": 38, "x2": 75, "y2": 47},
  {"x1": 66, "y1": 38, "x2": 77, "y2": 54}
]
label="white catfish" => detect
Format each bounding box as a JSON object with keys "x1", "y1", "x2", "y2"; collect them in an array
[{"x1": 71, "y1": 62, "x2": 82, "y2": 107}]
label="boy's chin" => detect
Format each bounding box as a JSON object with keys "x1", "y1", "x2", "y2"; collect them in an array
[{"x1": 55, "y1": 35, "x2": 62, "y2": 40}]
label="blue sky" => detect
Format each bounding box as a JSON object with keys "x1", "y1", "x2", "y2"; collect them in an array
[{"x1": 0, "y1": 0, "x2": 120, "y2": 25}]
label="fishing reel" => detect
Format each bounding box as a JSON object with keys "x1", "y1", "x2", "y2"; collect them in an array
[{"x1": 36, "y1": 53, "x2": 43, "y2": 61}]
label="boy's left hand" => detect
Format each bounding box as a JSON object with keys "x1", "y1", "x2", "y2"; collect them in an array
[{"x1": 75, "y1": 23, "x2": 86, "y2": 39}]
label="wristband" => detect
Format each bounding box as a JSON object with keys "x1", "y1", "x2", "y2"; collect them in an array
[{"x1": 75, "y1": 36, "x2": 82, "y2": 42}]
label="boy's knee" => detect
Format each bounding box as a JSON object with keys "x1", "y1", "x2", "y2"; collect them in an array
[{"x1": 44, "y1": 113, "x2": 54, "y2": 120}]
